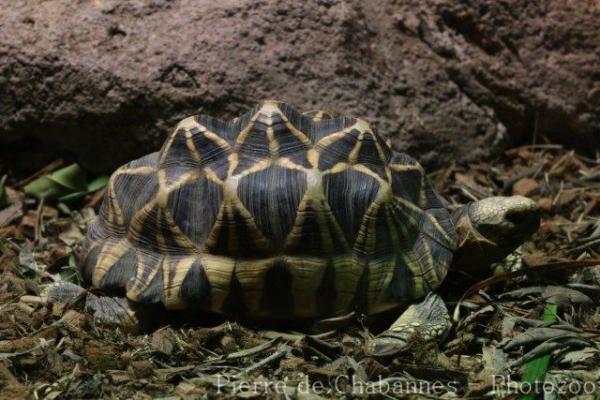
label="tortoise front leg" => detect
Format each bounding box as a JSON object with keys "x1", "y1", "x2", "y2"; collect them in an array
[{"x1": 365, "y1": 293, "x2": 452, "y2": 357}]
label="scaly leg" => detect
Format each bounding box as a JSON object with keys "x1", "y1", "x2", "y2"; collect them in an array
[{"x1": 365, "y1": 293, "x2": 452, "y2": 357}]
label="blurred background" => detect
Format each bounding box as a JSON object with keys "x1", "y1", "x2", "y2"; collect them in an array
[{"x1": 1, "y1": 0, "x2": 598, "y2": 175}]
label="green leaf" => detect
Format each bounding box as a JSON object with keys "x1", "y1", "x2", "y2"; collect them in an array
[
  {"x1": 520, "y1": 303, "x2": 558, "y2": 400},
  {"x1": 24, "y1": 164, "x2": 109, "y2": 203},
  {"x1": 86, "y1": 175, "x2": 109, "y2": 192},
  {"x1": 45, "y1": 164, "x2": 88, "y2": 192},
  {"x1": 57, "y1": 202, "x2": 73, "y2": 215},
  {"x1": 58, "y1": 191, "x2": 88, "y2": 203},
  {"x1": 25, "y1": 164, "x2": 86, "y2": 200}
]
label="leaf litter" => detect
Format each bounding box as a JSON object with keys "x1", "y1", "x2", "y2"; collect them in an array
[{"x1": 0, "y1": 148, "x2": 599, "y2": 399}]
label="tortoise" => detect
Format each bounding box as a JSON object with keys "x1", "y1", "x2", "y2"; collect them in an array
[{"x1": 36, "y1": 100, "x2": 540, "y2": 356}]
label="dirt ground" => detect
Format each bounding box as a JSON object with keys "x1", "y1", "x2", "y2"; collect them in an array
[{"x1": 1, "y1": 145, "x2": 599, "y2": 399}]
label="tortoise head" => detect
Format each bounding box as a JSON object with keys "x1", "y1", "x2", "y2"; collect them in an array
[{"x1": 451, "y1": 196, "x2": 540, "y2": 275}]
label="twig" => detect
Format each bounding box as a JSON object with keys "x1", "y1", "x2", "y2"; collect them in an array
[
  {"x1": 34, "y1": 198, "x2": 44, "y2": 244},
  {"x1": 238, "y1": 345, "x2": 290, "y2": 376},
  {"x1": 218, "y1": 337, "x2": 282, "y2": 361},
  {"x1": 17, "y1": 159, "x2": 64, "y2": 187}
]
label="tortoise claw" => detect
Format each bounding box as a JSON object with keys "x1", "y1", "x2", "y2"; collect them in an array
[{"x1": 365, "y1": 331, "x2": 412, "y2": 357}]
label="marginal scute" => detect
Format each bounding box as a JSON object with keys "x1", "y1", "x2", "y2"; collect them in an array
[
  {"x1": 99, "y1": 246, "x2": 137, "y2": 291},
  {"x1": 260, "y1": 259, "x2": 295, "y2": 318},
  {"x1": 180, "y1": 259, "x2": 210, "y2": 309},
  {"x1": 390, "y1": 167, "x2": 423, "y2": 205},
  {"x1": 82, "y1": 100, "x2": 457, "y2": 319}
]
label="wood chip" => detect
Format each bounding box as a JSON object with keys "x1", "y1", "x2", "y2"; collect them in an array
[{"x1": 512, "y1": 178, "x2": 540, "y2": 196}]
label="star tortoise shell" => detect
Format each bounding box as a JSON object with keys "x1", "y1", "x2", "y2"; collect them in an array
[{"x1": 82, "y1": 100, "x2": 457, "y2": 321}]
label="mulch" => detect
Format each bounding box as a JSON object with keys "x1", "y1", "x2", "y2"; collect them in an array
[{"x1": 1, "y1": 145, "x2": 599, "y2": 399}]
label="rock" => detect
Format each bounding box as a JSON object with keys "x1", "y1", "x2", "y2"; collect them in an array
[
  {"x1": 512, "y1": 178, "x2": 540, "y2": 196},
  {"x1": 1, "y1": 1, "x2": 598, "y2": 174}
]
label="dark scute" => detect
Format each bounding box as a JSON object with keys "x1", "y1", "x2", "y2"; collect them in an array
[
  {"x1": 411, "y1": 236, "x2": 437, "y2": 293},
  {"x1": 386, "y1": 199, "x2": 419, "y2": 248},
  {"x1": 160, "y1": 214, "x2": 186, "y2": 254},
  {"x1": 113, "y1": 172, "x2": 158, "y2": 225},
  {"x1": 261, "y1": 259, "x2": 294, "y2": 318},
  {"x1": 316, "y1": 261, "x2": 336, "y2": 317},
  {"x1": 426, "y1": 235, "x2": 454, "y2": 279},
  {"x1": 196, "y1": 114, "x2": 236, "y2": 144},
  {"x1": 238, "y1": 165, "x2": 307, "y2": 248},
  {"x1": 191, "y1": 128, "x2": 229, "y2": 166},
  {"x1": 229, "y1": 106, "x2": 257, "y2": 140},
  {"x1": 423, "y1": 182, "x2": 445, "y2": 209},
  {"x1": 209, "y1": 155, "x2": 230, "y2": 181},
  {"x1": 272, "y1": 118, "x2": 309, "y2": 157},
  {"x1": 285, "y1": 151, "x2": 312, "y2": 168},
  {"x1": 283, "y1": 202, "x2": 322, "y2": 256},
  {"x1": 422, "y1": 208, "x2": 457, "y2": 250},
  {"x1": 138, "y1": 268, "x2": 162, "y2": 304},
  {"x1": 356, "y1": 135, "x2": 387, "y2": 179},
  {"x1": 180, "y1": 259, "x2": 210, "y2": 309},
  {"x1": 391, "y1": 169, "x2": 422, "y2": 205},
  {"x1": 168, "y1": 175, "x2": 222, "y2": 248},
  {"x1": 356, "y1": 136, "x2": 380, "y2": 166},
  {"x1": 326, "y1": 212, "x2": 352, "y2": 251},
  {"x1": 279, "y1": 100, "x2": 356, "y2": 144},
  {"x1": 318, "y1": 129, "x2": 359, "y2": 170},
  {"x1": 286, "y1": 198, "x2": 344, "y2": 256},
  {"x1": 237, "y1": 121, "x2": 270, "y2": 158},
  {"x1": 350, "y1": 265, "x2": 369, "y2": 312},
  {"x1": 371, "y1": 206, "x2": 396, "y2": 258},
  {"x1": 284, "y1": 199, "x2": 345, "y2": 256},
  {"x1": 133, "y1": 206, "x2": 163, "y2": 252},
  {"x1": 128, "y1": 152, "x2": 159, "y2": 169},
  {"x1": 324, "y1": 168, "x2": 380, "y2": 245},
  {"x1": 207, "y1": 207, "x2": 269, "y2": 258},
  {"x1": 232, "y1": 154, "x2": 261, "y2": 175},
  {"x1": 99, "y1": 247, "x2": 137, "y2": 291},
  {"x1": 278, "y1": 102, "x2": 314, "y2": 139},
  {"x1": 374, "y1": 133, "x2": 393, "y2": 163},
  {"x1": 390, "y1": 152, "x2": 418, "y2": 166},
  {"x1": 310, "y1": 116, "x2": 357, "y2": 143},
  {"x1": 385, "y1": 255, "x2": 415, "y2": 303},
  {"x1": 81, "y1": 244, "x2": 103, "y2": 285},
  {"x1": 161, "y1": 129, "x2": 199, "y2": 169},
  {"x1": 221, "y1": 269, "x2": 248, "y2": 317}
]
